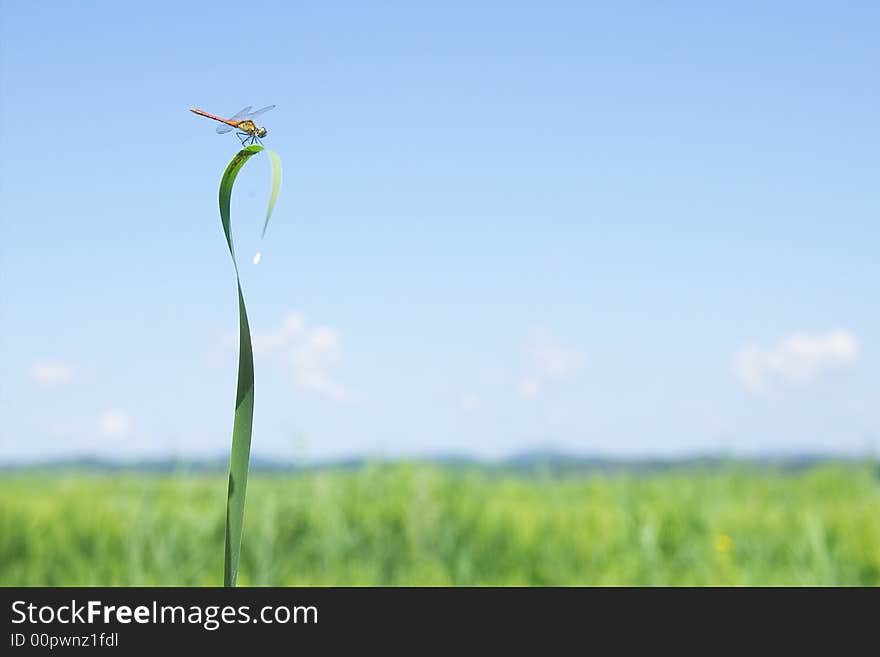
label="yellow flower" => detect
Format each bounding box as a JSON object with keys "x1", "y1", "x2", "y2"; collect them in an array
[{"x1": 714, "y1": 533, "x2": 734, "y2": 554}]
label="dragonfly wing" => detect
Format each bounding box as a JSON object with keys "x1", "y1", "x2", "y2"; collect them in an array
[
  {"x1": 215, "y1": 106, "x2": 252, "y2": 134},
  {"x1": 245, "y1": 105, "x2": 276, "y2": 120},
  {"x1": 229, "y1": 106, "x2": 253, "y2": 120}
]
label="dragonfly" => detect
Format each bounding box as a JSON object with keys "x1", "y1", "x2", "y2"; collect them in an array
[{"x1": 189, "y1": 105, "x2": 276, "y2": 146}]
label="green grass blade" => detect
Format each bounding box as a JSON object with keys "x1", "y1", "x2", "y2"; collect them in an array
[
  {"x1": 224, "y1": 284, "x2": 254, "y2": 587},
  {"x1": 216, "y1": 143, "x2": 274, "y2": 587}
]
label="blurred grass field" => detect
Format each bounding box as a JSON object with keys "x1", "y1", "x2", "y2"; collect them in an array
[{"x1": 1, "y1": 463, "x2": 878, "y2": 586}]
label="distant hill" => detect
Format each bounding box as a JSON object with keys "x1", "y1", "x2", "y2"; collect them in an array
[{"x1": 0, "y1": 451, "x2": 874, "y2": 476}]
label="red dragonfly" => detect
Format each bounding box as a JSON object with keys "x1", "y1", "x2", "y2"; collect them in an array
[{"x1": 189, "y1": 105, "x2": 276, "y2": 146}]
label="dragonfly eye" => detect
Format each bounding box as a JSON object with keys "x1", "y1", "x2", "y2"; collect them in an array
[{"x1": 258, "y1": 127, "x2": 268, "y2": 138}]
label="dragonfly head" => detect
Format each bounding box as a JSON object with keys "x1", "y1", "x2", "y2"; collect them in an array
[{"x1": 257, "y1": 126, "x2": 268, "y2": 138}]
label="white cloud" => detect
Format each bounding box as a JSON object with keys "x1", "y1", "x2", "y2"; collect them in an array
[
  {"x1": 516, "y1": 377, "x2": 541, "y2": 399},
  {"x1": 517, "y1": 332, "x2": 583, "y2": 398},
  {"x1": 460, "y1": 393, "x2": 481, "y2": 411},
  {"x1": 528, "y1": 339, "x2": 581, "y2": 378},
  {"x1": 29, "y1": 360, "x2": 74, "y2": 386},
  {"x1": 98, "y1": 409, "x2": 133, "y2": 437},
  {"x1": 732, "y1": 330, "x2": 860, "y2": 394},
  {"x1": 252, "y1": 311, "x2": 350, "y2": 402}
]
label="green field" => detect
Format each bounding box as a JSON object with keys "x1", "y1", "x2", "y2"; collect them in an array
[{"x1": 1, "y1": 463, "x2": 878, "y2": 586}]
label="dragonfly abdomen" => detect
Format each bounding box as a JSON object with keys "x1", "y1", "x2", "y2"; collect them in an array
[{"x1": 189, "y1": 107, "x2": 239, "y2": 128}]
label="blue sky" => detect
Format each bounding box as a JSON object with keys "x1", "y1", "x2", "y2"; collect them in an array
[{"x1": 1, "y1": 1, "x2": 878, "y2": 461}]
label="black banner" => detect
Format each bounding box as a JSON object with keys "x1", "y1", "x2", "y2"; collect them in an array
[{"x1": 0, "y1": 587, "x2": 874, "y2": 650}]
